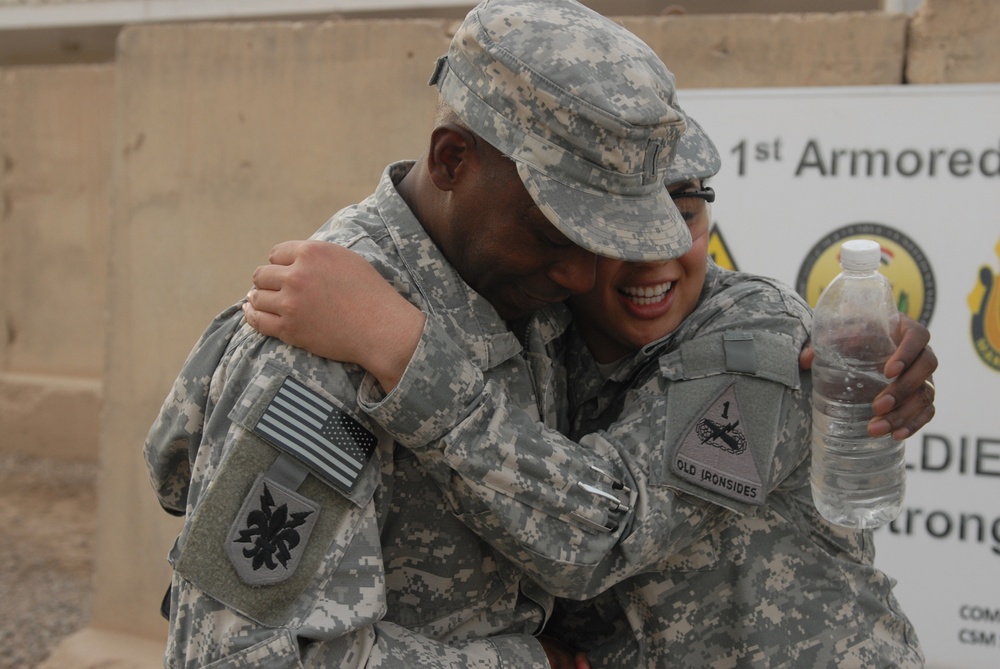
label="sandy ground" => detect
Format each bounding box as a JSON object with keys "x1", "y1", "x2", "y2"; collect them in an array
[{"x1": 0, "y1": 452, "x2": 96, "y2": 669}]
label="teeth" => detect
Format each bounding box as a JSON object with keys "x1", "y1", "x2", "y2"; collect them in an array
[{"x1": 622, "y1": 282, "x2": 671, "y2": 305}]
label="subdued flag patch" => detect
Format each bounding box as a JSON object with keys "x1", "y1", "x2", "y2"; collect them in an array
[
  {"x1": 253, "y1": 375, "x2": 377, "y2": 494},
  {"x1": 672, "y1": 381, "x2": 764, "y2": 505}
]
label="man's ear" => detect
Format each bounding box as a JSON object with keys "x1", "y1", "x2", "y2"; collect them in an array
[{"x1": 427, "y1": 123, "x2": 477, "y2": 191}]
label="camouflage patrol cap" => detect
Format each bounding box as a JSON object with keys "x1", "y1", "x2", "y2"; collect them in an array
[
  {"x1": 429, "y1": 0, "x2": 695, "y2": 262},
  {"x1": 663, "y1": 112, "x2": 722, "y2": 186}
]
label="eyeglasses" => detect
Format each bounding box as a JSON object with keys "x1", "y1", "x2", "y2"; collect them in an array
[
  {"x1": 669, "y1": 186, "x2": 713, "y2": 237},
  {"x1": 670, "y1": 186, "x2": 715, "y2": 204}
]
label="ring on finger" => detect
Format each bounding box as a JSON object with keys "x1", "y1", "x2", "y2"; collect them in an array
[{"x1": 923, "y1": 379, "x2": 936, "y2": 393}]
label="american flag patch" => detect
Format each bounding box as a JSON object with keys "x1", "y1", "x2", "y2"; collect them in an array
[{"x1": 253, "y1": 376, "x2": 377, "y2": 493}]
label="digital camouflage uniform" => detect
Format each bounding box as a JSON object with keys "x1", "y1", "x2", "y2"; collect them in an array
[
  {"x1": 146, "y1": 163, "x2": 561, "y2": 668},
  {"x1": 553, "y1": 262, "x2": 925, "y2": 668},
  {"x1": 144, "y1": 0, "x2": 700, "y2": 664},
  {"x1": 370, "y1": 262, "x2": 924, "y2": 668}
]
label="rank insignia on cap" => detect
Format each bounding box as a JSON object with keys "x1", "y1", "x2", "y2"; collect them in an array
[
  {"x1": 253, "y1": 375, "x2": 377, "y2": 494},
  {"x1": 672, "y1": 381, "x2": 764, "y2": 505},
  {"x1": 226, "y1": 475, "x2": 319, "y2": 586}
]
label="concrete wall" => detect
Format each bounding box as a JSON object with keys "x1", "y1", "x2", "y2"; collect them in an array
[
  {"x1": 0, "y1": 64, "x2": 111, "y2": 460},
  {"x1": 2, "y1": 0, "x2": 998, "y2": 664},
  {"x1": 92, "y1": 19, "x2": 447, "y2": 644},
  {"x1": 623, "y1": 12, "x2": 909, "y2": 87}
]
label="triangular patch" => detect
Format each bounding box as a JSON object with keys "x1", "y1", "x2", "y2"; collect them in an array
[
  {"x1": 225, "y1": 474, "x2": 320, "y2": 586},
  {"x1": 672, "y1": 382, "x2": 764, "y2": 505}
]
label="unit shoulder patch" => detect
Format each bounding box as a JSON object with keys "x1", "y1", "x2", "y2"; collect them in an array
[
  {"x1": 225, "y1": 475, "x2": 320, "y2": 586},
  {"x1": 671, "y1": 381, "x2": 764, "y2": 505}
]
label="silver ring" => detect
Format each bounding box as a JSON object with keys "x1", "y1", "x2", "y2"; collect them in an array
[{"x1": 924, "y1": 379, "x2": 936, "y2": 393}]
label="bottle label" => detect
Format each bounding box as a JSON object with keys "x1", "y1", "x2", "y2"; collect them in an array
[{"x1": 671, "y1": 381, "x2": 764, "y2": 505}]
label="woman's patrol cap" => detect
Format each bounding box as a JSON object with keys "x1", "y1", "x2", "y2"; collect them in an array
[
  {"x1": 663, "y1": 112, "x2": 723, "y2": 186},
  {"x1": 429, "y1": 0, "x2": 713, "y2": 262}
]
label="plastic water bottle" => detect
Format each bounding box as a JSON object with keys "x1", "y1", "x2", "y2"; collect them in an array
[{"x1": 810, "y1": 239, "x2": 905, "y2": 529}]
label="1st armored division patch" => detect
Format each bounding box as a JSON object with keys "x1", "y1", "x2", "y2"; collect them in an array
[{"x1": 672, "y1": 381, "x2": 764, "y2": 505}]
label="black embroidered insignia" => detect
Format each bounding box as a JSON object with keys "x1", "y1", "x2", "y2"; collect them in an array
[
  {"x1": 672, "y1": 381, "x2": 764, "y2": 506},
  {"x1": 234, "y1": 482, "x2": 313, "y2": 571},
  {"x1": 225, "y1": 475, "x2": 320, "y2": 585},
  {"x1": 695, "y1": 416, "x2": 748, "y2": 455}
]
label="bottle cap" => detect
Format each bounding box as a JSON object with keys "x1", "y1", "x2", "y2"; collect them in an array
[{"x1": 840, "y1": 239, "x2": 881, "y2": 271}]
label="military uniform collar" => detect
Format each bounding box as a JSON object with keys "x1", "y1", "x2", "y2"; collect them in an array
[
  {"x1": 512, "y1": 302, "x2": 573, "y2": 353},
  {"x1": 375, "y1": 161, "x2": 525, "y2": 371}
]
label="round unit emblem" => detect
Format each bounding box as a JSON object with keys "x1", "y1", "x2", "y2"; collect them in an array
[{"x1": 795, "y1": 222, "x2": 935, "y2": 326}]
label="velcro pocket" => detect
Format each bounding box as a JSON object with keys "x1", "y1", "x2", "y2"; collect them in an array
[{"x1": 174, "y1": 361, "x2": 384, "y2": 627}]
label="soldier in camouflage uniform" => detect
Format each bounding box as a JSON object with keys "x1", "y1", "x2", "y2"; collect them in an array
[
  {"x1": 546, "y1": 123, "x2": 927, "y2": 668},
  {"x1": 245, "y1": 116, "x2": 932, "y2": 666},
  {"x1": 144, "y1": 1, "x2": 700, "y2": 667}
]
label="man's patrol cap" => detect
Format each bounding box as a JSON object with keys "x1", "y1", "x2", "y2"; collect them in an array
[
  {"x1": 429, "y1": 0, "x2": 696, "y2": 262},
  {"x1": 663, "y1": 112, "x2": 722, "y2": 186}
]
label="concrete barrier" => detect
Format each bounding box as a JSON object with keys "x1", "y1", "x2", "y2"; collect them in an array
[
  {"x1": 907, "y1": 0, "x2": 1000, "y2": 83},
  {"x1": 623, "y1": 11, "x2": 907, "y2": 88},
  {"x1": 0, "y1": 63, "x2": 112, "y2": 460}
]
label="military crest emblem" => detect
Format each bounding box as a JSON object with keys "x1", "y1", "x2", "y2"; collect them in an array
[
  {"x1": 672, "y1": 381, "x2": 764, "y2": 505},
  {"x1": 226, "y1": 475, "x2": 320, "y2": 586}
]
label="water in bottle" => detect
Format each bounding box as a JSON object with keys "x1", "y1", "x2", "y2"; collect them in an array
[{"x1": 810, "y1": 239, "x2": 906, "y2": 529}]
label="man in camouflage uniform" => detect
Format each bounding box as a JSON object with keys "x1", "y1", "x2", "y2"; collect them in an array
[
  {"x1": 245, "y1": 117, "x2": 929, "y2": 666},
  {"x1": 145, "y1": 0, "x2": 698, "y2": 666}
]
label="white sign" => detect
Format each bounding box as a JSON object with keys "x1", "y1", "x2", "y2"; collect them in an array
[{"x1": 682, "y1": 84, "x2": 1000, "y2": 669}]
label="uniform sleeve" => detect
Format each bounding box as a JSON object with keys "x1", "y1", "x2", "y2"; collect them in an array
[
  {"x1": 360, "y1": 281, "x2": 813, "y2": 600},
  {"x1": 650, "y1": 279, "x2": 814, "y2": 513},
  {"x1": 360, "y1": 317, "x2": 651, "y2": 599},
  {"x1": 144, "y1": 302, "x2": 246, "y2": 516},
  {"x1": 146, "y1": 316, "x2": 550, "y2": 669}
]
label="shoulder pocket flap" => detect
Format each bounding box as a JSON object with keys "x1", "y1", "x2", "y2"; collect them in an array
[
  {"x1": 659, "y1": 330, "x2": 800, "y2": 390},
  {"x1": 174, "y1": 426, "x2": 367, "y2": 627}
]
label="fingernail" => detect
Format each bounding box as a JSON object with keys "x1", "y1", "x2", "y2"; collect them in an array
[
  {"x1": 868, "y1": 418, "x2": 890, "y2": 437},
  {"x1": 886, "y1": 361, "x2": 905, "y2": 378},
  {"x1": 873, "y1": 394, "x2": 896, "y2": 414}
]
